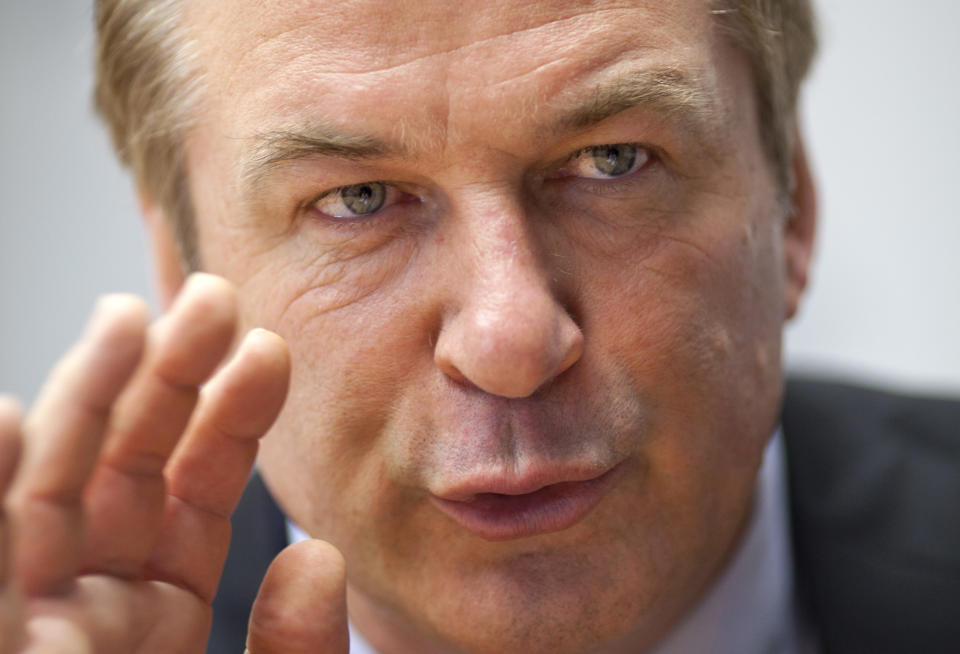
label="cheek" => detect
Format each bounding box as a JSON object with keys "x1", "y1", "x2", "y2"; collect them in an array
[
  {"x1": 585, "y1": 204, "x2": 786, "y2": 478},
  {"x1": 249, "y1": 259, "x2": 436, "y2": 547},
  {"x1": 590, "y1": 228, "x2": 779, "y2": 384},
  {"x1": 210, "y1": 219, "x2": 424, "y2": 329},
  {"x1": 632, "y1": 211, "x2": 782, "y2": 380},
  {"x1": 577, "y1": 210, "x2": 787, "y2": 598}
]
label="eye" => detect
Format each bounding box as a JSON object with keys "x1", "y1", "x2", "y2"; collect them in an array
[
  {"x1": 312, "y1": 182, "x2": 399, "y2": 219},
  {"x1": 561, "y1": 143, "x2": 650, "y2": 180}
]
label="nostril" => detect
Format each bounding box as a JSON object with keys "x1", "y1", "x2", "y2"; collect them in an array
[{"x1": 435, "y1": 357, "x2": 474, "y2": 390}]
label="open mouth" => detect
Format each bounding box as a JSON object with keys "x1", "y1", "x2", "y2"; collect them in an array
[{"x1": 429, "y1": 464, "x2": 623, "y2": 540}]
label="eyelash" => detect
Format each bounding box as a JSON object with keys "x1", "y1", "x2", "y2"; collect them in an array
[
  {"x1": 304, "y1": 184, "x2": 414, "y2": 227},
  {"x1": 559, "y1": 142, "x2": 657, "y2": 179}
]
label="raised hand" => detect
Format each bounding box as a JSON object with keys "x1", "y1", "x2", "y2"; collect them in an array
[{"x1": 0, "y1": 273, "x2": 348, "y2": 653}]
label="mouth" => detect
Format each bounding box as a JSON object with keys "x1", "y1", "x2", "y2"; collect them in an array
[{"x1": 429, "y1": 463, "x2": 624, "y2": 541}]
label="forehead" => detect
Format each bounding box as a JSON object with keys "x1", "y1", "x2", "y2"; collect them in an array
[
  {"x1": 185, "y1": 0, "x2": 724, "y2": 144},
  {"x1": 193, "y1": 0, "x2": 694, "y2": 66}
]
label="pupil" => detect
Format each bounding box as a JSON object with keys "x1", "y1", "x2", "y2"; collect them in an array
[
  {"x1": 593, "y1": 145, "x2": 637, "y2": 177},
  {"x1": 342, "y1": 183, "x2": 386, "y2": 215}
]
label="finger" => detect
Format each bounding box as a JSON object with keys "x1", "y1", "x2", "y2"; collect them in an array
[
  {"x1": 81, "y1": 273, "x2": 238, "y2": 578},
  {"x1": 0, "y1": 396, "x2": 24, "y2": 654},
  {"x1": 144, "y1": 328, "x2": 290, "y2": 601},
  {"x1": 0, "y1": 396, "x2": 22, "y2": 489},
  {"x1": 246, "y1": 540, "x2": 349, "y2": 654},
  {"x1": 9, "y1": 296, "x2": 149, "y2": 596},
  {"x1": 20, "y1": 617, "x2": 92, "y2": 654},
  {"x1": 20, "y1": 576, "x2": 210, "y2": 654},
  {"x1": 0, "y1": 395, "x2": 23, "y2": 581},
  {"x1": 168, "y1": 329, "x2": 290, "y2": 522}
]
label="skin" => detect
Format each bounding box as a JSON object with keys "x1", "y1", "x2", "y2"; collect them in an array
[{"x1": 0, "y1": 0, "x2": 815, "y2": 652}]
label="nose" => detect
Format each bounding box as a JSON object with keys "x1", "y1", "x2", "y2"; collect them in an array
[{"x1": 433, "y1": 210, "x2": 583, "y2": 398}]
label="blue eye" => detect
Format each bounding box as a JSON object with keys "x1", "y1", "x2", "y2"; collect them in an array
[
  {"x1": 564, "y1": 144, "x2": 650, "y2": 179},
  {"x1": 313, "y1": 182, "x2": 391, "y2": 218}
]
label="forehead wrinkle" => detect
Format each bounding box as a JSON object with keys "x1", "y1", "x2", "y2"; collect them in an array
[
  {"x1": 207, "y1": 1, "x2": 645, "y2": 106},
  {"x1": 262, "y1": 5, "x2": 641, "y2": 77},
  {"x1": 206, "y1": 3, "x2": 714, "y2": 175},
  {"x1": 228, "y1": 7, "x2": 726, "y2": 197}
]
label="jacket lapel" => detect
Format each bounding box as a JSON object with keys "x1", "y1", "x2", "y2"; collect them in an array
[{"x1": 208, "y1": 472, "x2": 288, "y2": 654}]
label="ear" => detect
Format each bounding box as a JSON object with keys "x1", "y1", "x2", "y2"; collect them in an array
[
  {"x1": 783, "y1": 130, "x2": 817, "y2": 320},
  {"x1": 140, "y1": 194, "x2": 187, "y2": 310}
]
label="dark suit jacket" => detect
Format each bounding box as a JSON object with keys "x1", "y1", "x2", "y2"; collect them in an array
[{"x1": 208, "y1": 379, "x2": 960, "y2": 654}]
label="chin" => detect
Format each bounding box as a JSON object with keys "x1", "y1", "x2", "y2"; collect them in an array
[
  {"x1": 416, "y1": 545, "x2": 665, "y2": 654},
  {"x1": 355, "y1": 502, "x2": 701, "y2": 654}
]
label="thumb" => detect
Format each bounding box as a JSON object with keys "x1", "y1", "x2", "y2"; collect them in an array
[{"x1": 245, "y1": 539, "x2": 349, "y2": 654}]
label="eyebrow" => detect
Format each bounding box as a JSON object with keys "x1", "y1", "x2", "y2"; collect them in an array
[
  {"x1": 241, "y1": 124, "x2": 403, "y2": 192},
  {"x1": 547, "y1": 68, "x2": 717, "y2": 138},
  {"x1": 241, "y1": 68, "x2": 717, "y2": 195}
]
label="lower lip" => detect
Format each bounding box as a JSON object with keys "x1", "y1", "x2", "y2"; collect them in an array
[{"x1": 429, "y1": 465, "x2": 623, "y2": 541}]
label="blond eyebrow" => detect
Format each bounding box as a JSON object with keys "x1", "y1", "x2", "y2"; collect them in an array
[
  {"x1": 547, "y1": 68, "x2": 716, "y2": 138},
  {"x1": 241, "y1": 69, "x2": 717, "y2": 197},
  {"x1": 241, "y1": 124, "x2": 404, "y2": 192}
]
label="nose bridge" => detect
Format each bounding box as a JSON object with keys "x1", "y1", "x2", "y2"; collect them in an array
[
  {"x1": 433, "y1": 189, "x2": 583, "y2": 398},
  {"x1": 448, "y1": 186, "x2": 562, "y2": 330},
  {"x1": 468, "y1": 199, "x2": 549, "y2": 309}
]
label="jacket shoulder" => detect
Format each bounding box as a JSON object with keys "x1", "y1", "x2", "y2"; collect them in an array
[{"x1": 782, "y1": 377, "x2": 960, "y2": 652}]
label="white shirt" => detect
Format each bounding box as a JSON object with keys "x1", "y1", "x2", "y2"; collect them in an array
[{"x1": 287, "y1": 432, "x2": 814, "y2": 654}]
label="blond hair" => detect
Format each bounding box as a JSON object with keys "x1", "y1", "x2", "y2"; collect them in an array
[
  {"x1": 94, "y1": 0, "x2": 203, "y2": 267},
  {"x1": 94, "y1": 0, "x2": 816, "y2": 270},
  {"x1": 711, "y1": 0, "x2": 817, "y2": 194}
]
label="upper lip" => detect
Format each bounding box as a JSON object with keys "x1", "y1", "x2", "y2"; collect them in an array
[{"x1": 431, "y1": 464, "x2": 618, "y2": 502}]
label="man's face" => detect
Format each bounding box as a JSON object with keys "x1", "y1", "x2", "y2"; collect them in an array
[{"x1": 175, "y1": 0, "x2": 811, "y2": 651}]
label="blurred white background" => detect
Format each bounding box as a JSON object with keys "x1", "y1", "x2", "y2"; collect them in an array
[{"x1": 1, "y1": 1, "x2": 958, "y2": 403}]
